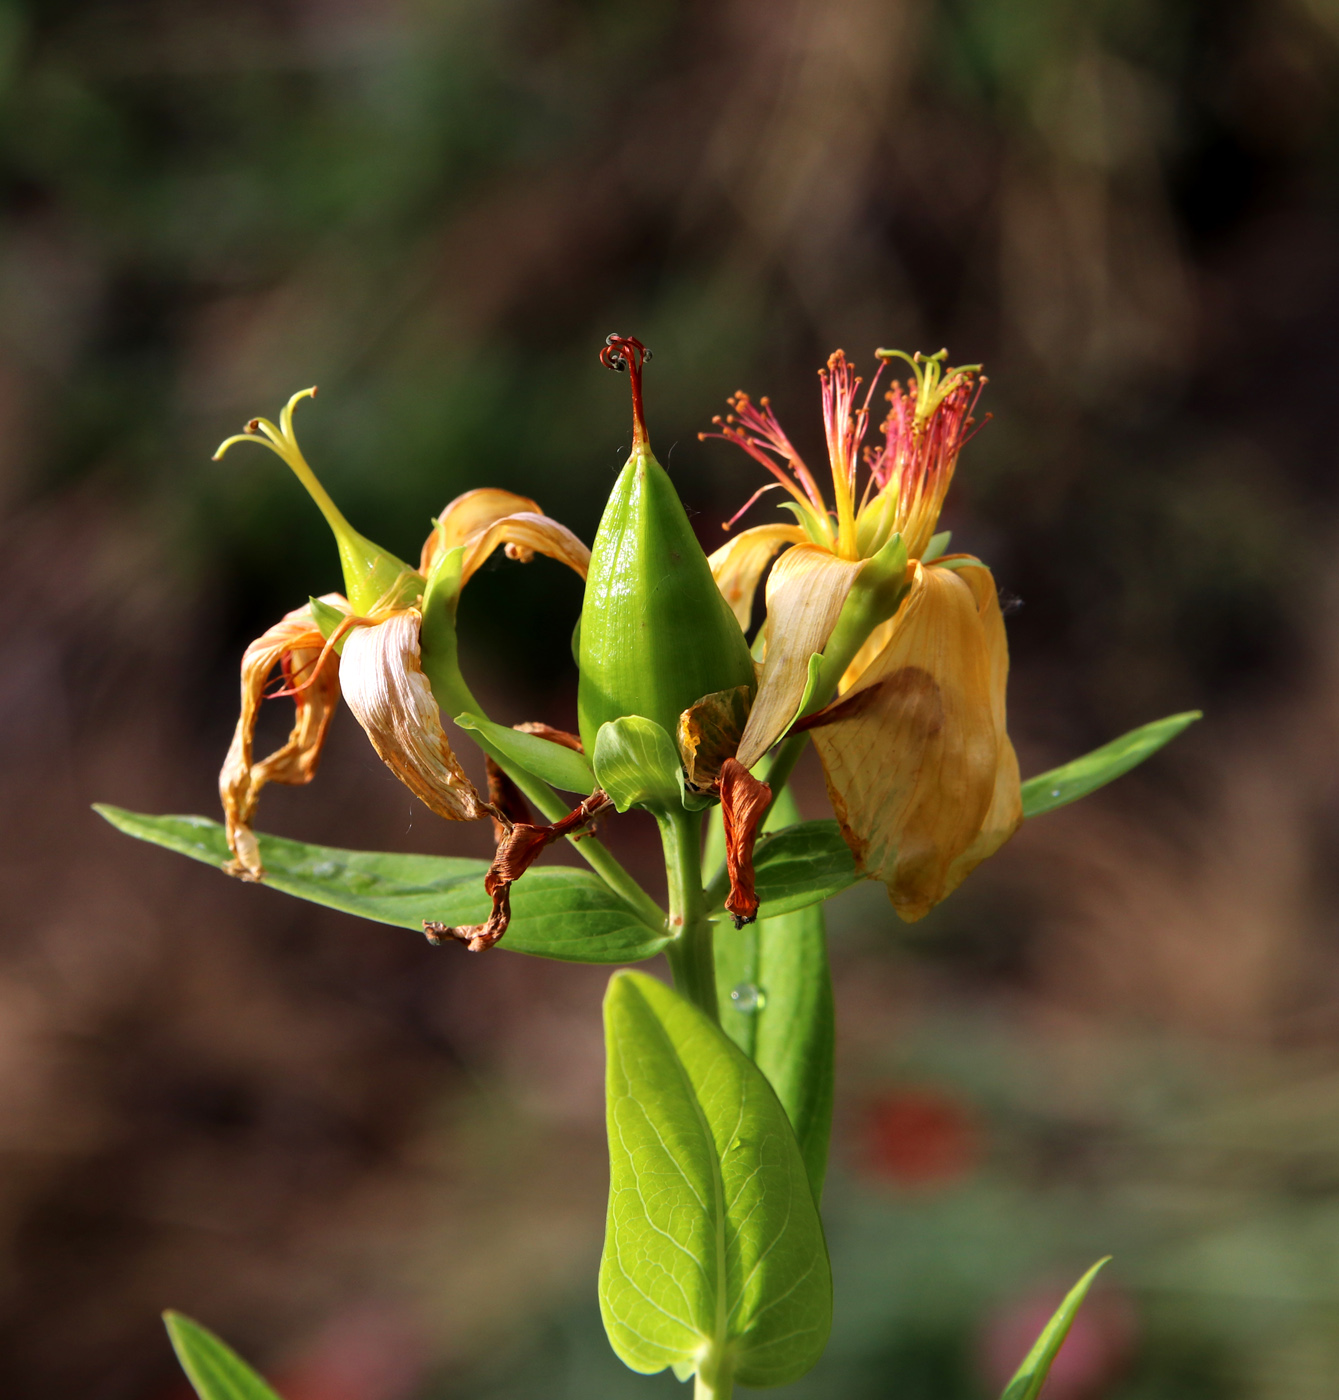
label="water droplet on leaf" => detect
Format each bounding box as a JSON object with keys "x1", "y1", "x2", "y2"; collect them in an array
[
  {"x1": 730, "y1": 982, "x2": 766, "y2": 1013},
  {"x1": 1049, "y1": 788, "x2": 1062, "y2": 799}
]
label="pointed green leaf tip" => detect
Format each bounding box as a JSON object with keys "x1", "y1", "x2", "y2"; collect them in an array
[
  {"x1": 999, "y1": 1259, "x2": 1110, "y2": 1400},
  {"x1": 214, "y1": 387, "x2": 421, "y2": 616},
  {"x1": 578, "y1": 337, "x2": 756, "y2": 753},
  {"x1": 163, "y1": 1312, "x2": 284, "y2": 1400}
]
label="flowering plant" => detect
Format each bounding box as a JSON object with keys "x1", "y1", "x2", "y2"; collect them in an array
[{"x1": 101, "y1": 335, "x2": 1197, "y2": 1399}]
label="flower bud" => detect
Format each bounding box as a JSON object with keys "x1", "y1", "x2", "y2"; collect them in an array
[{"x1": 578, "y1": 337, "x2": 756, "y2": 752}]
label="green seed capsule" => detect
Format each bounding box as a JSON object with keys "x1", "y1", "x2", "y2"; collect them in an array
[{"x1": 578, "y1": 338, "x2": 756, "y2": 753}]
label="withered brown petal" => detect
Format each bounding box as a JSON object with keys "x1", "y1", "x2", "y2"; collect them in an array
[
  {"x1": 426, "y1": 790, "x2": 613, "y2": 953},
  {"x1": 340, "y1": 610, "x2": 491, "y2": 824},
  {"x1": 676, "y1": 685, "x2": 753, "y2": 791},
  {"x1": 485, "y1": 756, "x2": 532, "y2": 842},
  {"x1": 718, "y1": 757, "x2": 772, "y2": 927},
  {"x1": 513, "y1": 721, "x2": 585, "y2": 754},
  {"x1": 219, "y1": 593, "x2": 348, "y2": 881}
]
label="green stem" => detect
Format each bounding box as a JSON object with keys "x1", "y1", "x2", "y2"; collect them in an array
[
  {"x1": 695, "y1": 1370, "x2": 733, "y2": 1400},
  {"x1": 657, "y1": 807, "x2": 718, "y2": 1022}
]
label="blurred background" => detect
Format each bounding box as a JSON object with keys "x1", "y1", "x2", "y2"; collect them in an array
[{"x1": 3, "y1": 0, "x2": 1339, "y2": 1394}]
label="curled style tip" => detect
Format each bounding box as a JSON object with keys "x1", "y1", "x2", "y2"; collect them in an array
[{"x1": 601, "y1": 334, "x2": 652, "y2": 448}]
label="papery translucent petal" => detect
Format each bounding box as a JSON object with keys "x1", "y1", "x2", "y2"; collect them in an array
[
  {"x1": 219, "y1": 594, "x2": 348, "y2": 879},
  {"x1": 340, "y1": 610, "x2": 490, "y2": 823},
  {"x1": 460, "y1": 511, "x2": 590, "y2": 585},
  {"x1": 420, "y1": 488, "x2": 541, "y2": 574},
  {"x1": 810, "y1": 561, "x2": 1012, "y2": 920},
  {"x1": 706, "y1": 523, "x2": 806, "y2": 632},
  {"x1": 736, "y1": 543, "x2": 864, "y2": 769}
]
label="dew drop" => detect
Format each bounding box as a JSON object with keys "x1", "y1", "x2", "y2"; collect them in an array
[
  {"x1": 730, "y1": 983, "x2": 766, "y2": 1013},
  {"x1": 1049, "y1": 788, "x2": 1062, "y2": 799}
]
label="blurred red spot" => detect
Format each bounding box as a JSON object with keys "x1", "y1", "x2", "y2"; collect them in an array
[{"x1": 860, "y1": 1085, "x2": 978, "y2": 1188}]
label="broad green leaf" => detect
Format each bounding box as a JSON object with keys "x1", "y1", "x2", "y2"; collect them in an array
[
  {"x1": 709, "y1": 818, "x2": 861, "y2": 921},
  {"x1": 1021, "y1": 711, "x2": 1201, "y2": 818},
  {"x1": 592, "y1": 715, "x2": 682, "y2": 813},
  {"x1": 95, "y1": 807, "x2": 668, "y2": 964},
  {"x1": 716, "y1": 789, "x2": 834, "y2": 1199},
  {"x1": 454, "y1": 711, "x2": 595, "y2": 795},
  {"x1": 163, "y1": 1312, "x2": 283, "y2": 1400},
  {"x1": 600, "y1": 971, "x2": 832, "y2": 1389},
  {"x1": 999, "y1": 1259, "x2": 1110, "y2": 1400}
]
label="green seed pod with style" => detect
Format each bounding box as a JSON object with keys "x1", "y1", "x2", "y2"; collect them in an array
[{"x1": 578, "y1": 336, "x2": 757, "y2": 754}]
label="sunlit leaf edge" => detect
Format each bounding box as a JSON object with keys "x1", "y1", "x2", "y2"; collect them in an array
[{"x1": 94, "y1": 805, "x2": 670, "y2": 964}]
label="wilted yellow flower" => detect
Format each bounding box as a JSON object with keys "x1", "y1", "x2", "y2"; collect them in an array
[
  {"x1": 214, "y1": 389, "x2": 589, "y2": 880},
  {"x1": 703, "y1": 349, "x2": 1022, "y2": 921}
]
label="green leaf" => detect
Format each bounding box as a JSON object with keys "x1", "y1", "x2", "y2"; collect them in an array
[
  {"x1": 95, "y1": 807, "x2": 668, "y2": 964},
  {"x1": 1021, "y1": 711, "x2": 1201, "y2": 818},
  {"x1": 454, "y1": 711, "x2": 596, "y2": 795},
  {"x1": 709, "y1": 818, "x2": 861, "y2": 921},
  {"x1": 999, "y1": 1259, "x2": 1110, "y2": 1400},
  {"x1": 716, "y1": 789, "x2": 834, "y2": 1199},
  {"x1": 163, "y1": 1312, "x2": 283, "y2": 1400},
  {"x1": 592, "y1": 715, "x2": 683, "y2": 813},
  {"x1": 600, "y1": 971, "x2": 832, "y2": 1389}
]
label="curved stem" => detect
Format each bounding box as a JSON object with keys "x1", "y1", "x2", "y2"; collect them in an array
[{"x1": 657, "y1": 807, "x2": 718, "y2": 1023}]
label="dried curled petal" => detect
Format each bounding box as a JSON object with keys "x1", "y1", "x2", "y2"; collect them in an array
[
  {"x1": 718, "y1": 757, "x2": 772, "y2": 927},
  {"x1": 735, "y1": 543, "x2": 864, "y2": 768},
  {"x1": 677, "y1": 685, "x2": 752, "y2": 791},
  {"x1": 340, "y1": 610, "x2": 491, "y2": 823},
  {"x1": 810, "y1": 561, "x2": 1020, "y2": 920},
  {"x1": 706, "y1": 523, "x2": 805, "y2": 633},
  {"x1": 219, "y1": 594, "x2": 347, "y2": 880},
  {"x1": 424, "y1": 789, "x2": 612, "y2": 951},
  {"x1": 420, "y1": 487, "x2": 590, "y2": 584}
]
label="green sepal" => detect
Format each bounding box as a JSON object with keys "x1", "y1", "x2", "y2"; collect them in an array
[
  {"x1": 1021, "y1": 711, "x2": 1202, "y2": 818},
  {"x1": 999, "y1": 1259, "x2": 1110, "y2": 1400},
  {"x1": 163, "y1": 1312, "x2": 283, "y2": 1400},
  {"x1": 592, "y1": 716, "x2": 682, "y2": 813},
  {"x1": 417, "y1": 544, "x2": 473, "y2": 720},
  {"x1": 810, "y1": 532, "x2": 909, "y2": 706},
  {"x1": 455, "y1": 712, "x2": 595, "y2": 795},
  {"x1": 577, "y1": 441, "x2": 756, "y2": 753},
  {"x1": 308, "y1": 595, "x2": 348, "y2": 654},
  {"x1": 95, "y1": 807, "x2": 668, "y2": 963},
  {"x1": 785, "y1": 653, "x2": 825, "y2": 733},
  {"x1": 716, "y1": 789, "x2": 834, "y2": 1199},
  {"x1": 923, "y1": 529, "x2": 952, "y2": 561},
  {"x1": 599, "y1": 970, "x2": 832, "y2": 1388}
]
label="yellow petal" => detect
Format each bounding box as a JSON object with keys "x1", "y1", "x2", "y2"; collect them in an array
[
  {"x1": 706, "y1": 523, "x2": 805, "y2": 632},
  {"x1": 219, "y1": 593, "x2": 348, "y2": 880},
  {"x1": 339, "y1": 609, "x2": 490, "y2": 823},
  {"x1": 459, "y1": 511, "x2": 590, "y2": 586},
  {"x1": 736, "y1": 543, "x2": 864, "y2": 768},
  {"x1": 942, "y1": 562, "x2": 1023, "y2": 892},
  {"x1": 420, "y1": 488, "x2": 541, "y2": 574},
  {"x1": 809, "y1": 560, "x2": 1013, "y2": 920}
]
